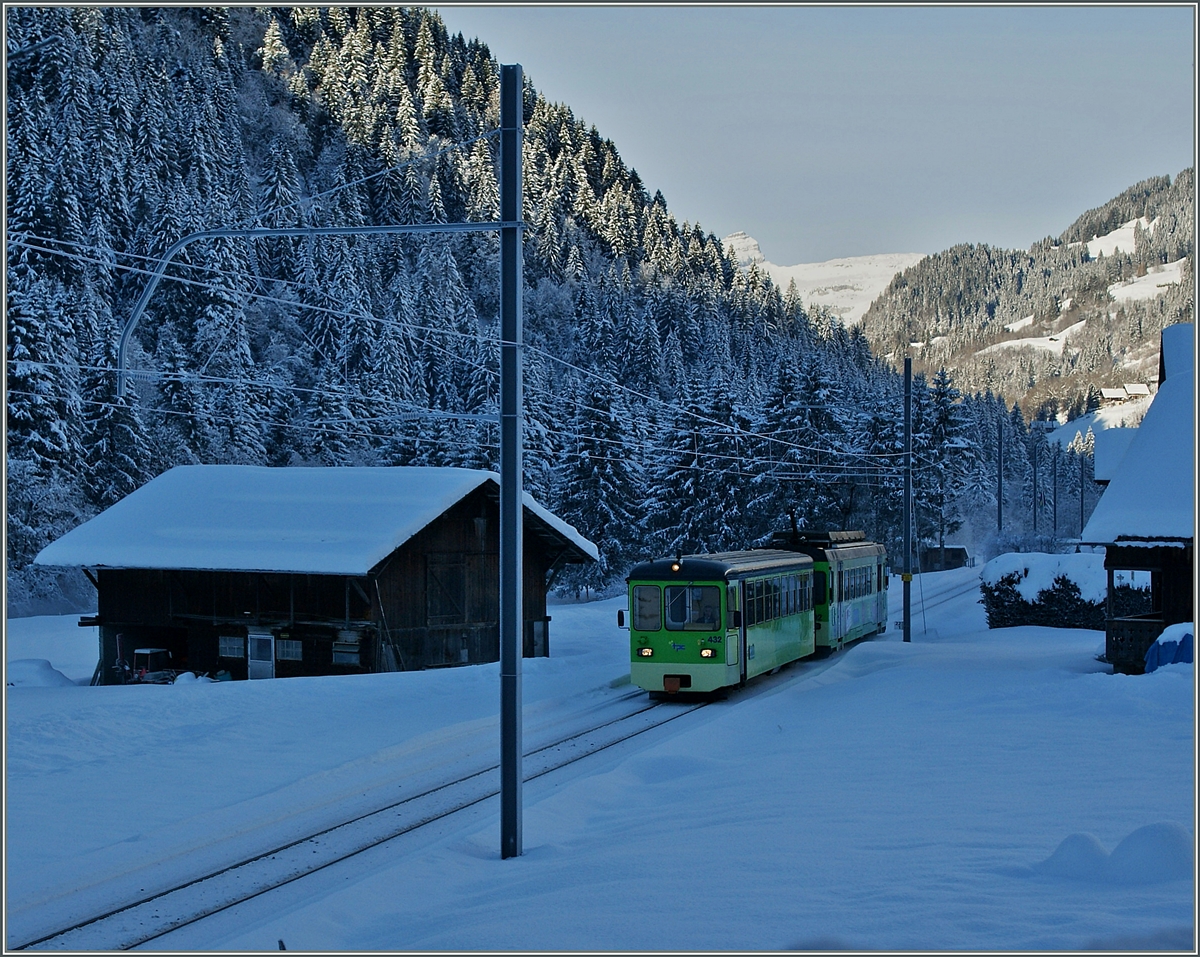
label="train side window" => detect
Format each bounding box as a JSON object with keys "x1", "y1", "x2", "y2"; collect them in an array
[
  {"x1": 633, "y1": 585, "x2": 661, "y2": 631},
  {"x1": 814, "y1": 570, "x2": 827, "y2": 606}
]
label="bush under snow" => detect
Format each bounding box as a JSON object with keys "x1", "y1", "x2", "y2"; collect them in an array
[{"x1": 979, "y1": 552, "x2": 1149, "y2": 629}]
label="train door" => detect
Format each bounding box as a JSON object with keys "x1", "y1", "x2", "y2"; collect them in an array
[
  {"x1": 247, "y1": 628, "x2": 275, "y2": 679},
  {"x1": 737, "y1": 580, "x2": 748, "y2": 684}
]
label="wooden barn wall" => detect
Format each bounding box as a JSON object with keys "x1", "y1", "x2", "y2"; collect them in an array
[
  {"x1": 373, "y1": 486, "x2": 555, "y2": 670},
  {"x1": 95, "y1": 568, "x2": 374, "y2": 683}
]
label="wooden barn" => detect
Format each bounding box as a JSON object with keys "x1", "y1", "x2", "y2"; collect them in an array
[
  {"x1": 1082, "y1": 322, "x2": 1194, "y2": 674},
  {"x1": 34, "y1": 466, "x2": 598, "y2": 683}
]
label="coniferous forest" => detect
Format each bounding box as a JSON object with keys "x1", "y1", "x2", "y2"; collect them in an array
[{"x1": 7, "y1": 7, "x2": 1121, "y2": 615}]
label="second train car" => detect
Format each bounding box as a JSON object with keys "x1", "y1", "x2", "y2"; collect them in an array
[{"x1": 622, "y1": 531, "x2": 887, "y2": 695}]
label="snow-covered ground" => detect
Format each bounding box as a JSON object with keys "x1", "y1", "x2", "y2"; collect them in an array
[
  {"x1": 1046, "y1": 394, "x2": 1154, "y2": 449},
  {"x1": 1108, "y1": 257, "x2": 1189, "y2": 303},
  {"x1": 976, "y1": 318, "x2": 1089, "y2": 358},
  {"x1": 724, "y1": 232, "x2": 926, "y2": 325},
  {"x1": 1068, "y1": 216, "x2": 1156, "y2": 260},
  {"x1": 5, "y1": 566, "x2": 1193, "y2": 951}
]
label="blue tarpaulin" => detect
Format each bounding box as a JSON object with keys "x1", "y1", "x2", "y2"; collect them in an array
[{"x1": 1144, "y1": 631, "x2": 1193, "y2": 672}]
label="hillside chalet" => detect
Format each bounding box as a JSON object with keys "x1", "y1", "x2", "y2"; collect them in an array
[
  {"x1": 34, "y1": 466, "x2": 598, "y2": 683},
  {"x1": 1082, "y1": 323, "x2": 1194, "y2": 674}
]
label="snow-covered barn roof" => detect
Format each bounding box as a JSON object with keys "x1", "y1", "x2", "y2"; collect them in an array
[
  {"x1": 1158, "y1": 322, "x2": 1193, "y2": 386},
  {"x1": 1092, "y1": 427, "x2": 1137, "y2": 483},
  {"x1": 35, "y1": 466, "x2": 599, "y2": 575},
  {"x1": 1081, "y1": 369, "x2": 1194, "y2": 545}
]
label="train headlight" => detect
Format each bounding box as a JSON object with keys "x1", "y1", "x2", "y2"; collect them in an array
[
  {"x1": 699, "y1": 648, "x2": 716, "y2": 658},
  {"x1": 637, "y1": 647, "x2": 654, "y2": 657}
]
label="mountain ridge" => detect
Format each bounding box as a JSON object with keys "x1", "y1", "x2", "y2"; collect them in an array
[{"x1": 722, "y1": 231, "x2": 926, "y2": 325}]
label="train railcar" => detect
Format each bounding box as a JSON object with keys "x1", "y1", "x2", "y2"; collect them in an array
[
  {"x1": 765, "y1": 529, "x2": 888, "y2": 652},
  {"x1": 622, "y1": 550, "x2": 815, "y2": 694}
]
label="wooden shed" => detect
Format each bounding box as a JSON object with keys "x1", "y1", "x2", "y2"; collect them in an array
[
  {"x1": 1082, "y1": 323, "x2": 1194, "y2": 674},
  {"x1": 34, "y1": 466, "x2": 598, "y2": 683}
]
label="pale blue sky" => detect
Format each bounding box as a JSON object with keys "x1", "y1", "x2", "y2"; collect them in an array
[{"x1": 435, "y1": 5, "x2": 1195, "y2": 264}]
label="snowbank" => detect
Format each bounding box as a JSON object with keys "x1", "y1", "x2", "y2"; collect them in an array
[
  {"x1": 1035, "y1": 821, "x2": 1192, "y2": 884},
  {"x1": 1144, "y1": 622, "x2": 1194, "y2": 673},
  {"x1": 5, "y1": 614, "x2": 100, "y2": 682},
  {"x1": 6, "y1": 658, "x2": 77, "y2": 688},
  {"x1": 981, "y1": 552, "x2": 1106, "y2": 603}
]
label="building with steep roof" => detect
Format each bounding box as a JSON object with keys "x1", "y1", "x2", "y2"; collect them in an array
[
  {"x1": 35, "y1": 466, "x2": 597, "y2": 682},
  {"x1": 1082, "y1": 323, "x2": 1194, "y2": 673}
]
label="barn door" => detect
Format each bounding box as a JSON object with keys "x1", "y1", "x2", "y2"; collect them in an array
[{"x1": 247, "y1": 629, "x2": 275, "y2": 679}]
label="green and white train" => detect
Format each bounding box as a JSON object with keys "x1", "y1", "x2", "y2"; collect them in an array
[{"x1": 622, "y1": 531, "x2": 887, "y2": 695}]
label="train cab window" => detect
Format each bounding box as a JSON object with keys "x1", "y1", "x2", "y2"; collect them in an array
[
  {"x1": 814, "y1": 570, "x2": 827, "y2": 606},
  {"x1": 665, "y1": 585, "x2": 721, "y2": 630},
  {"x1": 633, "y1": 585, "x2": 661, "y2": 631}
]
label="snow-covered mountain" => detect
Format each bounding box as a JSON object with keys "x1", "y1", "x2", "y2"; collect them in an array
[
  {"x1": 856, "y1": 170, "x2": 1193, "y2": 418},
  {"x1": 724, "y1": 232, "x2": 926, "y2": 325}
]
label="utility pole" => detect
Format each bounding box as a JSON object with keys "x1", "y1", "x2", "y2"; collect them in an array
[
  {"x1": 112, "y1": 62, "x2": 530, "y2": 862},
  {"x1": 1052, "y1": 448, "x2": 1058, "y2": 539},
  {"x1": 903, "y1": 358, "x2": 912, "y2": 643},
  {"x1": 997, "y1": 422, "x2": 1004, "y2": 532},
  {"x1": 498, "y1": 64, "x2": 524, "y2": 860},
  {"x1": 1079, "y1": 451, "x2": 1086, "y2": 536},
  {"x1": 1031, "y1": 441, "x2": 1038, "y2": 534}
]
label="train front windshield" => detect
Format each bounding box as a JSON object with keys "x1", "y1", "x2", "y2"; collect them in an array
[{"x1": 664, "y1": 585, "x2": 721, "y2": 630}]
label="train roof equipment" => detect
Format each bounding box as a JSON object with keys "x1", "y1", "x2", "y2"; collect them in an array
[
  {"x1": 627, "y1": 549, "x2": 814, "y2": 582},
  {"x1": 762, "y1": 529, "x2": 885, "y2": 562}
]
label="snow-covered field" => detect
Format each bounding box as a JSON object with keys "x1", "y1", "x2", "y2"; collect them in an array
[
  {"x1": 977, "y1": 318, "x2": 1090, "y2": 358},
  {"x1": 1108, "y1": 257, "x2": 1189, "y2": 303},
  {"x1": 5, "y1": 566, "x2": 1193, "y2": 951},
  {"x1": 1046, "y1": 394, "x2": 1154, "y2": 448},
  {"x1": 724, "y1": 232, "x2": 926, "y2": 325},
  {"x1": 1069, "y1": 216, "x2": 1155, "y2": 260}
]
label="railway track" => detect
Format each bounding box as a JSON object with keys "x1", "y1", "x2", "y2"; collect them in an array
[
  {"x1": 893, "y1": 571, "x2": 981, "y2": 626},
  {"x1": 11, "y1": 692, "x2": 709, "y2": 952},
  {"x1": 13, "y1": 585, "x2": 976, "y2": 952}
]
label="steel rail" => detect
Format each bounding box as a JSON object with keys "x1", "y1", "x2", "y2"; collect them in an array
[{"x1": 11, "y1": 694, "x2": 705, "y2": 952}]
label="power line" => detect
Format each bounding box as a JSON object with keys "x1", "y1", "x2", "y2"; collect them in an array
[{"x1": 12, "y1": 237, "x2": 965, "y2": 471}]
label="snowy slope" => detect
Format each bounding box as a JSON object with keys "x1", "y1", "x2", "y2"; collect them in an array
[
  {"x1": 5, "y1": 568, "x2": 1192, "y2": 952},
  {"x1": 1108, "y1": 257, "x2": 1188, "y2": 303},
  {"x1": 976, "y1": 318, "x2": 1090, "y2": 358},
  {"x1": 1068, "y1": 216, "x2": 1156, "y2": 259},
  {"x1": 1046, "y1": 395, "x2": 1153, "y2": 448},
  {"x1": 724, "y1": 232, "x2": 926, "y2": 325}
]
